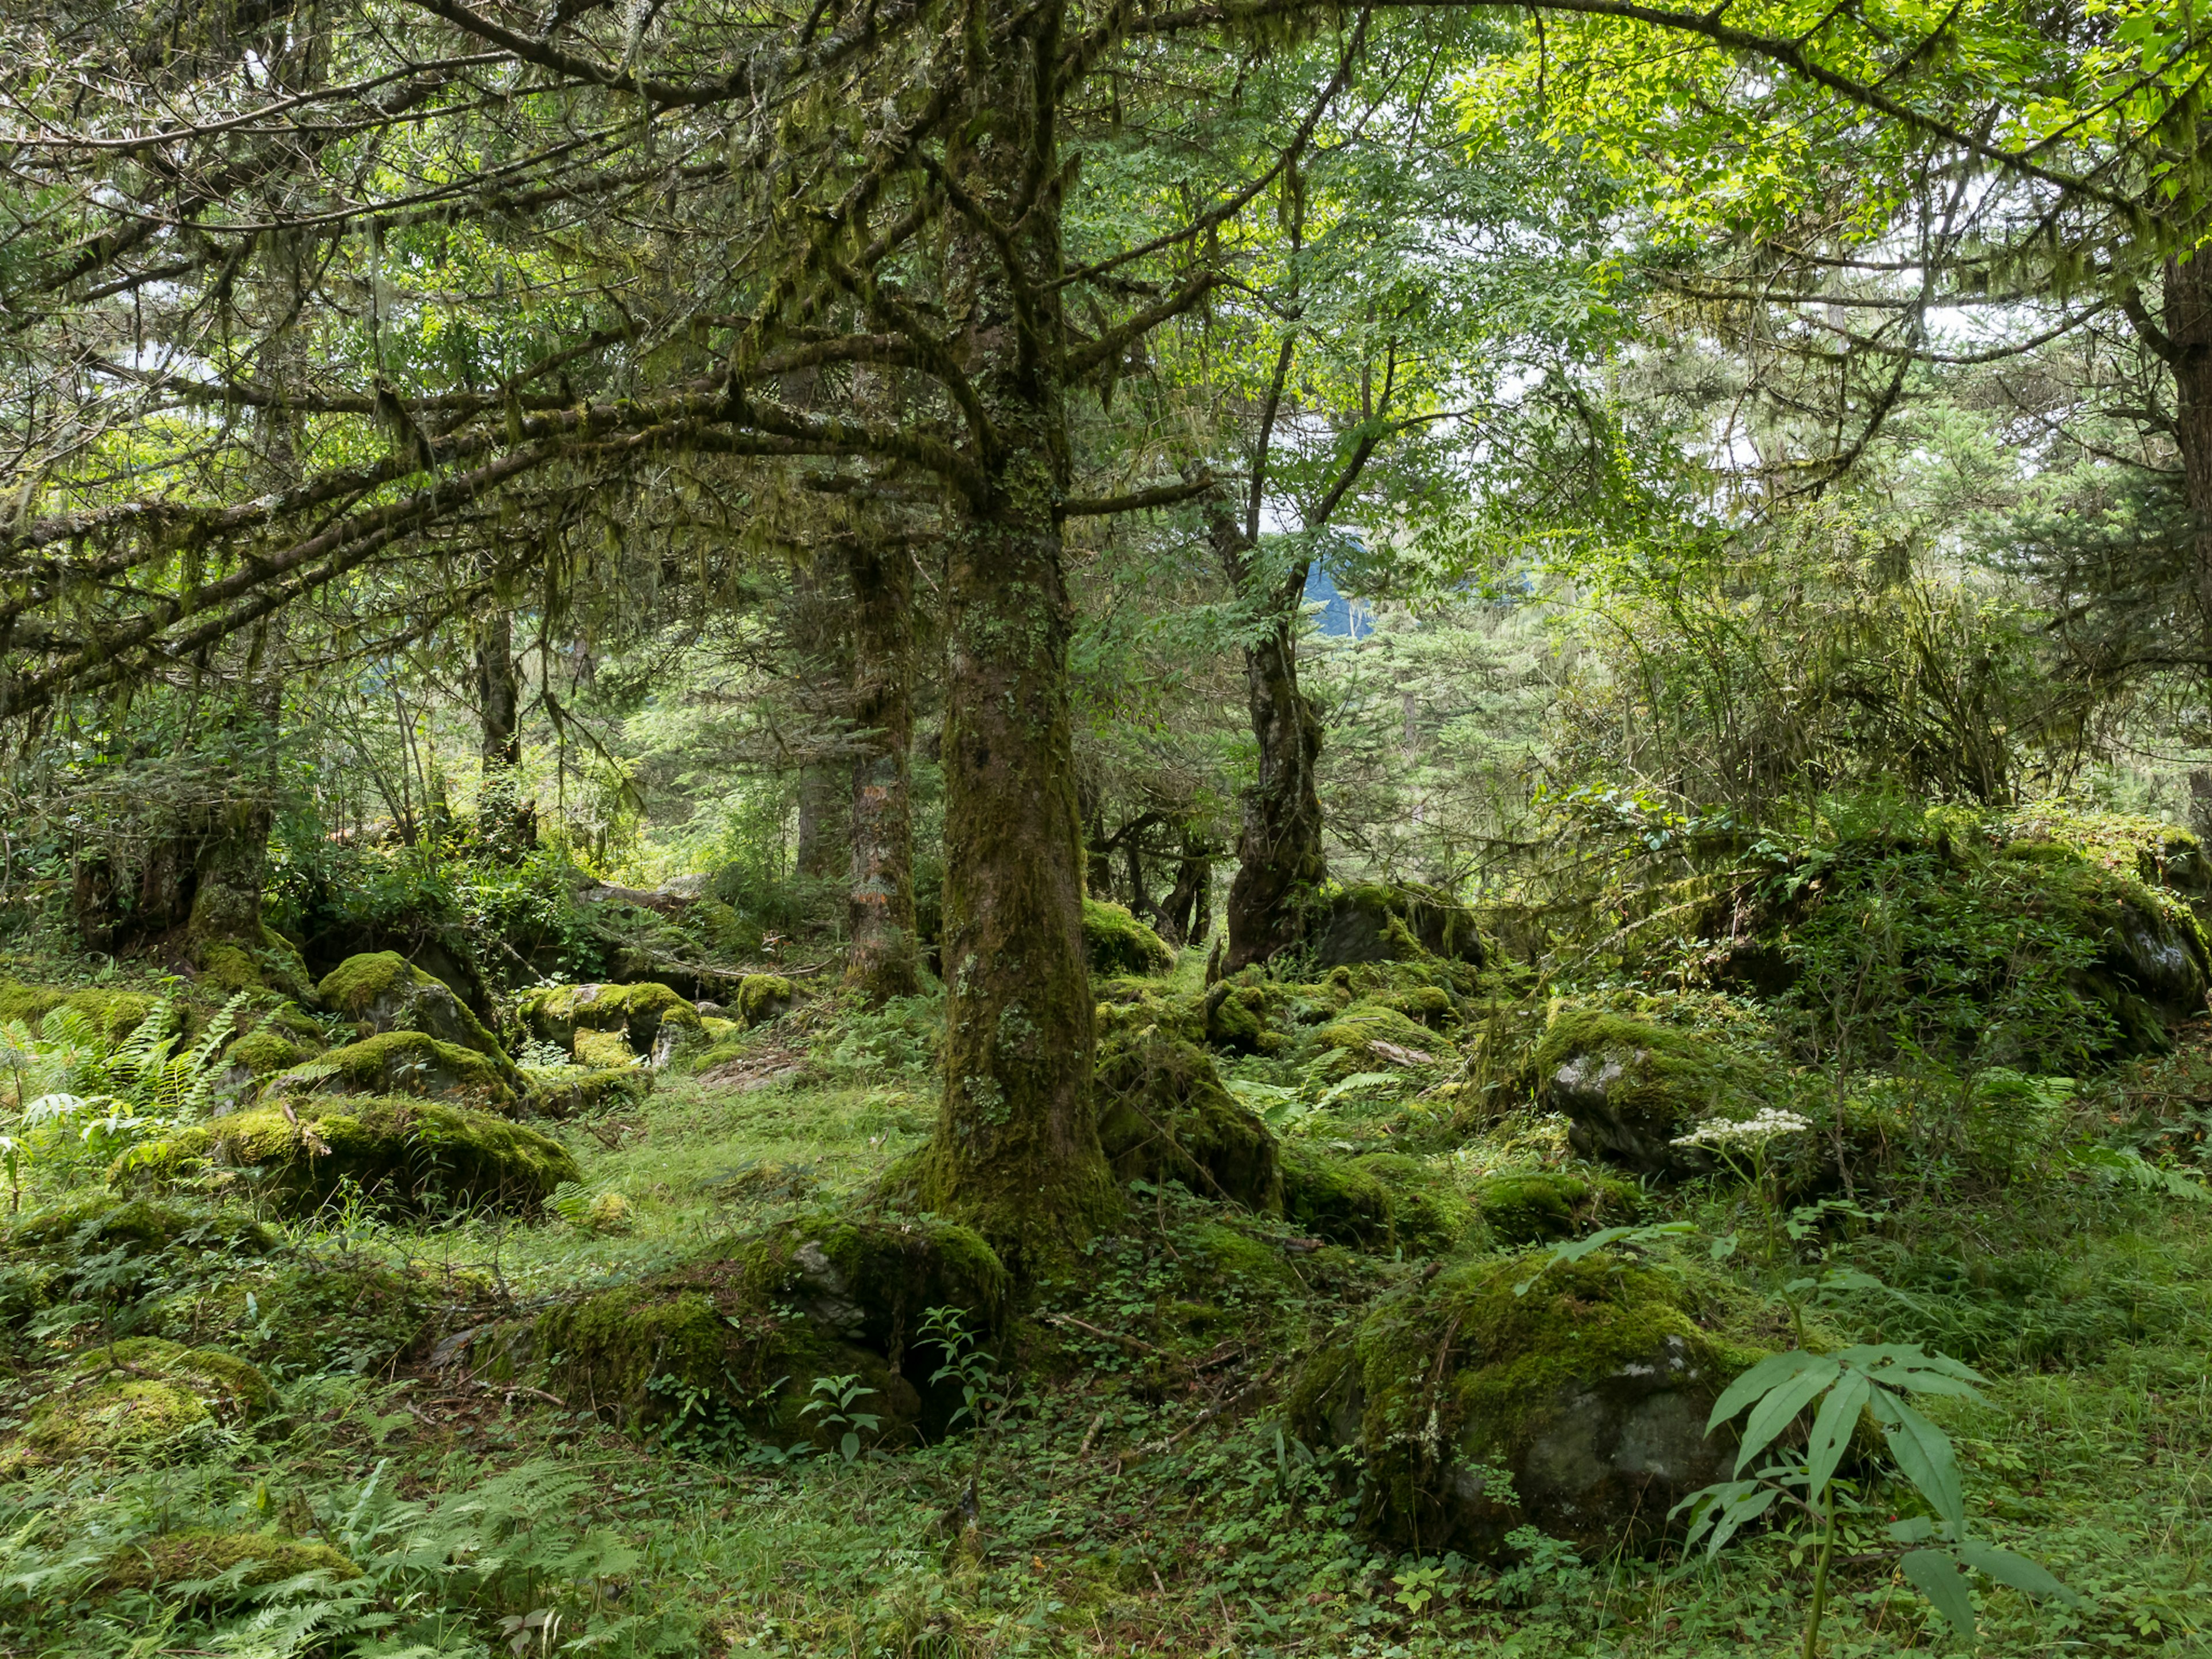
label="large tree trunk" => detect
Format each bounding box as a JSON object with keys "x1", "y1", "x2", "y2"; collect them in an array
[
  {"x1": 2165, "y1": 253, "x2": 2212, "y2": 681},
  {"x1": 1213, "y1": 514, "x2": 1327, "y2": 970},
  {"x1": 919, "y1": 2, "x2": 1113, "y2": 1253},
  {"x1": 846, "y1": 529, "x2": 920, "y2": 1002}
]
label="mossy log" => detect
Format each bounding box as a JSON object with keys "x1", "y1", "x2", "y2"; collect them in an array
[{"x1": 1289, "y1": 1252, "x2": 1763, "y2": 1558}]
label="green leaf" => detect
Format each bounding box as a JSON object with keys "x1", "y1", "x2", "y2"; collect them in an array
[
  {"x1": 1902, "y1": 1548, "x2": 1976, "y2": 1636},
  {"x1": 1887, "y1": 1516, "x2": 1934, "y2": 1544},
  {"x1": 1876, "y1": 1389, "x2": 1964, "y2": 1535},
  {"x1": 1703, "y1": 1484, "x2": 1780, "y2": 1558},
  {"x1": 1802, "y1": 1367, "x2": 1870, "y2": 1502},
  {"x1": 1733, "y1": 1361, "x2": 1839, "y2": 1476},
  {"x1": 1957, "y1": 1540, "x2": 2079, "y2": 1605},
  {"x1": 1706, "y1": 1349, "x2": 1825, "y2": 1433}
]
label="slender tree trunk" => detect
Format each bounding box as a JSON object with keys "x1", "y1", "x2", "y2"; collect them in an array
[
  {"x1": 473, "y1": 607, "x2": 534, "y2": 852},
  {"x1": 1213, "y1": 513, "x2": 1327, "y2": 970},
  {"x1": 846, "y1": 529, "x2": 919, "y2": 1002},
  {"x1": 793, "y1": 547, "x2": 851, "y2": 882},
  {"x1": 920, "y1": 1, "x2": 1113, "y2": 1252}
]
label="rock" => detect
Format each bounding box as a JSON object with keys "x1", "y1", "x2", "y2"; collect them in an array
[
  {"x1": 1313, "y1": 884, "x2": 1484, "y2": 970},
  {"x1": 1472, "y1": 1170, "x2": 1643, "y2": 1245},
  {"x1": 1093, "y1": 1028, "x2": 1282, "y2": 1211},
  {"x1": 94, "y1": 1531, "x2": 359, "y2": 1597},
  {"x1": 522, "y1": 1065, "x2": 647, "y2": 1118},
  {"x1": 1308, "y1": 1000, "x2": 1446, "y2": 1070},
  {"x1": 1083, "y1": 897, "x2": 1175, "y2": 977},
  {"x1": 1279, "y1": 1146, "x2": 1472, "y2": 1254},
  {"x1": 489, "y1": 1214, "x2": 1007, "y2": 1448},
  {"x1": 1536, "y1": 1009, "x2": 1748, "y2": 1180},
  {"x1": 737, "y1": 974, "x2": 794, "y2": 1027},
  {"x1": 288, "y1": 1030, "x2": 518, "y2": 1109},
  {"x1": 317, "y1": 951, "x2": 512, "y2": 1064},
  {"x1": 694, "y1": 999, "x2": 725, "y2": 1018},
  {"x1": 117, "y1": 1097, "x2": 578, "y2": 1214},
  {"x1": 0, "y1": 981, "x2": 157, "y2": 1043},
  {"x1": 573, "y1": 1028, "x2": 639, "y2": 1070},
  {"x1": 1203, "y1": 982, "x2": 1279, "y2": 1052},
  {"x1": 1, "y1": 1338, "x2": 276, "y2": 1471},
  {"x1": 518, "y1": 980, "x2": 705, "y2": 1065},
  {"x1": 3, "y1": 1196, "x2": 278, "y2": 1262},
  {"x1": 1290, "y1": 1251, "x2": 1760, "y2": 1558}
]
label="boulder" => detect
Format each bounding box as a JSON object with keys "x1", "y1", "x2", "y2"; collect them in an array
[
  {"x1": 1472, "y1": 1170, "x2": 1643, "y2": 1245},
  {"x1": 518, "y1": 980, "x2": 706, "y2": 1066},
  {"x1": 116, "y1": 1097, "x2": 578, "y2": 1214},
  {"x1": 1, "y1": 1338, "x2": 276, "y2": 1471},
  {"x1": 317, "y1": 952, "x2": 511, "y2": 1063},
  {"x1": 737, "y1": 974, "x2": 794, "y2": 1027},
  {"x1": 1313, "y1": 884, "x2": 1484, "y2": 970},
  {"x1": 1084, "y1": 898, "x2": 1175, "y2": 977},
  {"x1": 482, "y1": 1214, "x2": 1007, "y2": 1448},
  {"x1": 0, "y1": 980, "x2": 157, "y2": 1043},
  {"x1": 147, "y1": 1257, "x2": 447, "y2": 1378},
  {"x1": 1279, "y1": 1146, "x2": 1473, "y2": 1254},
  {"x1": 521, "y1": 1065, "x2": 648, "y2": 1118},
  {"x1": 1093, "y1": 1027, "x2": 1282, "y2": 1211},
  {"x1": 288, "y1": 1030, "x2": 517, "y2": 1109},
  {"x1": 1536, "y1": 1009, "x2": 1748, "y2": 1180},
  {"x1": 1290, "y1": 1251, "x2": 1760, "y2": 1557}
]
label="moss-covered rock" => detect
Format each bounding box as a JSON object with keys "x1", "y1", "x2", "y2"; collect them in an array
[
  {"x1": 1203, "y1": 980, "x2": 1282, "y2": 1053},
  {"x1": 522, "y1": 1065, "x2": 648, "y2": 1118},
  {"x1": 1083, "y1": 899, "x2": 1174, "y2": 978},
  {"x1": 701, "y1": 1014, "x2": 743, "y2": 1043},
  {"x1": 571, "y1": 1028, "x2": 638, "y2": 1070},
  {"x1": 289, "y1": 1029, "x2": 517, "y2": 1109},
  {"x1": 317, "y1": 951, "x2": 511, "y2": 1065},
  {"x1": 1313, "y1": 883, "x2": 1485, "y2": 970},
  {"x1": 223, "y1": 1027, "x2": 307, "y2": 1080},
  {"x1": 502, "y1": 1214, "x2": 1006, "y2": 1448},
  {"x1": 96, "y1": 1529, "x2": 359, "y2": 1596},
  {"x1": 1536, "y1": 1008, "x2": 1753, "y2": 1179},
  {"x1": 118, "y1": 1097, "x2": 577, "y2": 1213},
  {"x1": 1473, "y1": 1170, "x2": 1643, "y2": 1245},
  {"x1": 0, "y1": 980, "x2": 157, "y2": 1043},
  {"x1": 1093, "y1": 1028, "x2": 1282, "y2": 1212},
  {"x1": 4, "y1": 1196, "x2": 278, "y2": 1260},
  {"x1": 188, "y1": 923, "x2": 315, "y2": 1003},
  {"x1": 1279, "y1": 1146, "x2": 1471, "y2": 1254},
  {"x1": 518, "y1": 980, "x2": 706, "y2": 1065},
  {"x1": 1290, "y1": 1252, "x2": 1762, "y2": 1557},
  {"x1": 149, "y1": 1257, "x2": 447, "y2": 1377},
  {"x1": 737, "y1": 974, "x2": 795, "y2": 1026},
  {"x1": 1304, "y1": 1000, "x2": 1448, "y2": 1082},
  {"x1": 2, "y1": 1338, "x2": 276, "y2": 1471}
]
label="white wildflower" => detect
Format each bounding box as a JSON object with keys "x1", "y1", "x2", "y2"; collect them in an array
[{"x1": 1671, "y1": 1108, "x2": 1811, "y2": 1149}]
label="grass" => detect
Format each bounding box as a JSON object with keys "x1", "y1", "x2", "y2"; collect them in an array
[{"x1": 0, "y1": 963, "x2": 2208, "y2": 1656}]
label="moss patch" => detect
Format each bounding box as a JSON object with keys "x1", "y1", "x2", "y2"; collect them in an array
[
  {"x1": 96, "y1": 1530, "x2": 359, "y2": 1596},
  {"x1": 1473, "y1": 1170, "x2": 1643, "y2": 1245},
  {"x1": 149, "y1": 1257, "x2": 446, "y2": 1377},
  {"x1": 1279, "y1": 1146, "x2": 1470, "y2": 1255},
  {"x1": 522, "y1": 1065, "x2": 648, "y2": 1118},
  {"x1": 119, "y1": 1097, "x2": 577, "y2": 1214},
  {"x1": 289, "y1": 1029, "x2": 517, "y2": 1109},
  {"x1": 1535, "y1": 1007, "x2": 1754, "y2": 1178},
  {"x1": 1093, "y1": 1027, "x2": 1281, "y2": 1212},
  {"x1": 3, "y1": 1338, "x2": 276, "y2": 1471},
  {"x1": 0, "y1": 981, "x2": 157, "y2": 1043},
  {"x1": 519, "y1": 980, "x2": 706, "y2": 1062},
  {"x1": 317, "y1": 951, "x2": 510, "y2": 1065},
  {"x1": 1082, "y1": 899, "x2": 1173, "y2": 978},
  {"x1": 737, "y1": 974, "x2": 795, "y2": 1026}
]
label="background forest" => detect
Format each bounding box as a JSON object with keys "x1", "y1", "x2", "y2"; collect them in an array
[{"x1": 3, "y1": 0, "x2": 2212, "y2": 1654}]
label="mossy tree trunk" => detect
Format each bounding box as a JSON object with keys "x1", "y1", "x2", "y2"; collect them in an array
[
  {"x1": 792, "y1": 546, "x2": 852, "y2": 883},
  {"x1": 920, "y1": 2, "x2": 1114, "y2": 1253},
  {"x1": 846, "y1": 525, "x2": 920, "y2": 1002},
  {"x1": 1214, "y1": 509, "x2": 1328, "y2": 971},
  {"x1": 472, "y1": 605, "x2": 533, "y2": 852}
]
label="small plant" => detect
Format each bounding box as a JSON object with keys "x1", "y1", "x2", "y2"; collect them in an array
[
  {"x1": 1676, "y1": 1342, "x2": 2076, "y2": 1653},
  {"x1": 799, "y1": 1373, "x2": 881, "y2": 1463},
  {"x1": 1673, "y1": 1107, "x2": 1810, "y2": 1259},
  {"x1": 1512, "y1": 1221, "x2": 1692, "y2": 1296}
]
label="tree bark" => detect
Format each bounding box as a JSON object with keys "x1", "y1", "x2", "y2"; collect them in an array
[
  {"x1": 1213, "y1": 513, "x2": 1327, "y2": 970},
  {"x1": 792, "y1": 547, "x2": 852, "y2": 882},
  {"x1": 846, "y1": 529, "x2": 920, "y2": 1002},
  {"x1": 2165, "y1": 253, "x2": 2212, "y2": 681},
  {"x1": 920, "y1": 2, "x2": 1114, "y2": 1253}
]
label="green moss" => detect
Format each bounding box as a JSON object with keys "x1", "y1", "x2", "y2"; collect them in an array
[
  {"x1": 1304, "y1": 1001, "x2": 1447, "y2": 1080},
  {"x1": 149, "y1": 1258, "x2": 443, "y2": 1376},
  {"x1": 573, "y1": 1028, "x2": 638, "y2": 1069},
  {"x1": 1082, "y1": 899, "x2": 1174, "y2": 978},
  {"x1": 225, "y1": 1028, "x2": 305, "y2": 1078},
  {"x1": 4, "y1": 1196, "x2": 276, "y2": 1260},
  {"x1": 1092, "y1": 1028, "x2": 1282, "y2": 1212},
  {"x1": 119, "y1": 1097, "x2": 577, "y2": 1213},
  {"x1": 1534, "y1": 1006, "x2": 1749, "y2": 1175},
  {"x1": 522, "y1": 1065, "x2": 647, "y2": 1118},
  {"x1": 737, "y1": 974, "x2": 795, "y2": 1026},
  {"x1": 0, "y1": 981, "x2": 157, "y2": 1043},
  {"x1": 317, "y1": 952, "x2": 508, "y2": 1063},
  {"x1": 291, "y1": 1029, "x2": 516, "y2": 1108},
  {"x1": 520, "y1": 979, "x2": 707, "y2": 1059},
  {"x1": 1184, "y1": 1221, "x2": 1296, "y2": 1287},
  {"x1": 96, "y1": 1530, "x2": 359, "y2": 1595},
  {"x1": 701, "y1": 1015, "x2": 742, "y2": 1042},
  {"x1": 3, "y1": 1338, "x2": 276, "y2": 1471},
  {"x1": 1474, "y1": 1171, "x2": 1642, "y2": 1245}
]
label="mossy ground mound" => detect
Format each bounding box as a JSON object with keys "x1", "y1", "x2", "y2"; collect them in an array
[
  {"x1": 1305, "y1": 999, "x2": 1448, "y2": 1072},
  {"x1": 1093, "y1": 1027, "x2": 1281, "y2": 1211},
  {"x1": 3, "y1": 1338, "x2": 276, "y2": 1471},
  {"x1": 1312, "y1": 883, "x2": 1485, "y2": 970},
  {"x1": 1290, "y1": 1251, "x2": 1763, "y2": 1557},
  {"x1": 1472, "y1": 1169, "x2": 1643, "y2": 1244},
  {"x1": 1082, "y1": 899, "x2": 1174, "y2": 977},
  {"x1": 122, "y1": 1097, "x2": 577, "y2": 1213},
  {"x1": 317, "y1": 950, "x2": 510, "y2": 1063},
  {"x1": 522, "y1": 1064, "x2": 648, "y2": 1118},
  {"x1": 1279, "y1": 1145, "x2": 1473, "y2": 1254},
  {"x1": 96, "y1": 1530, "x2": 359, "y2": 1596},
  {"x1": 151, "y1": 1257, "x2": 449, "y2": 1377},
  {"x1": 3, "y1": 1196, "x2": 277, "y2": 1261},
  {"x1": 289, "y1": 1029, "x2": 518, "y2": 1109},
  {"x1": 518, "y1": 980, "x2": 706, "y2": 1065},
  {"x1": 0, "y1": 980, "x2": 158, "y2": 1041},
  {"x1": 500, "y1": 1214, "x2": 1006, "y2": 1448}
]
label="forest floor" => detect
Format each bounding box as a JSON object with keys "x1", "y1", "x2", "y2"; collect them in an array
[{"x1": 7, "y1": 949, "x2": 2207, "y2": 1658}]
